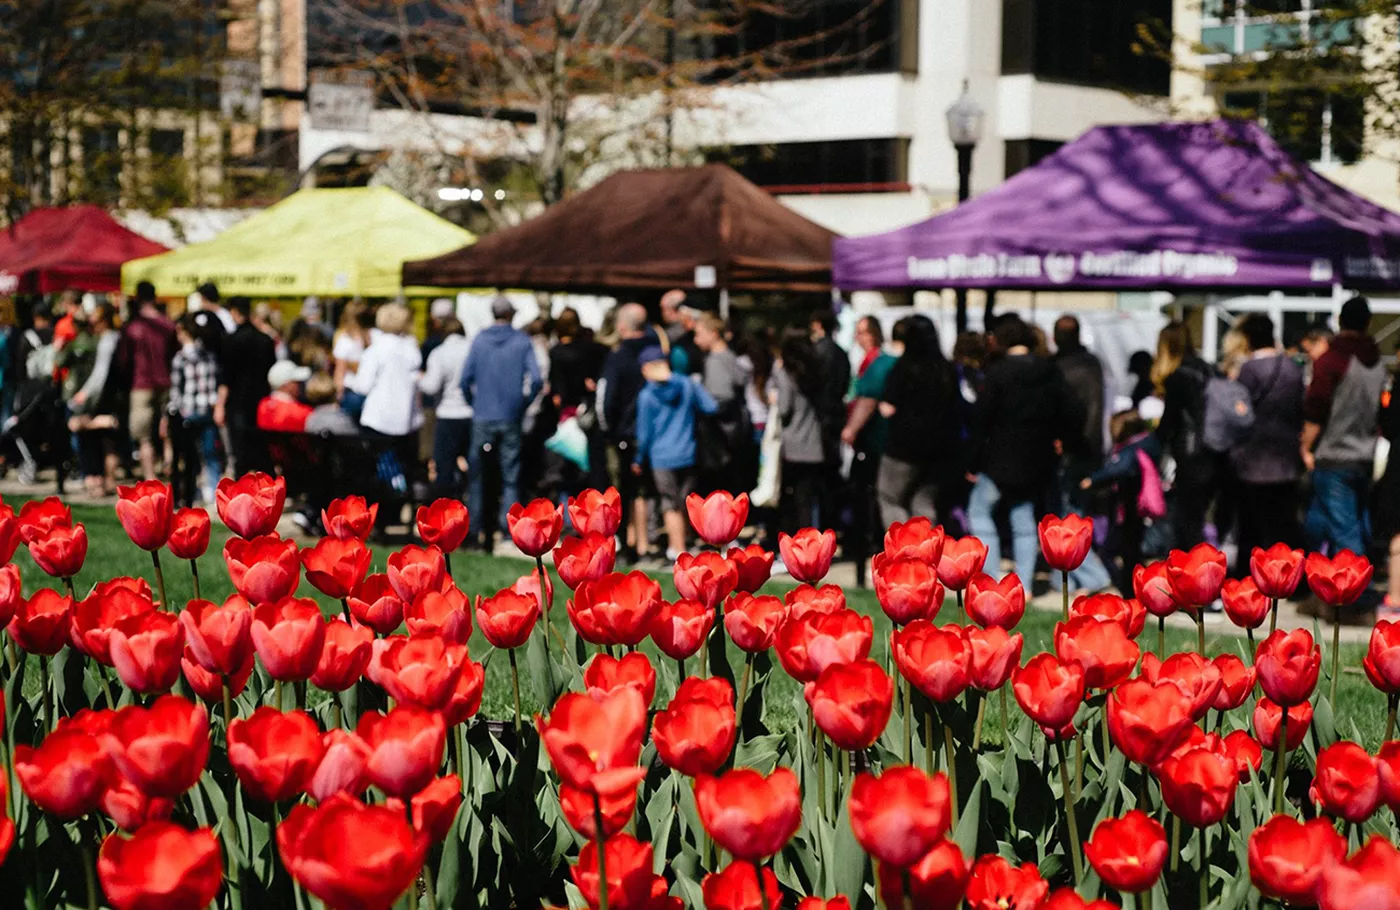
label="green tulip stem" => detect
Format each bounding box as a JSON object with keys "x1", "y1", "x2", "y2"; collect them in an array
[
  {"x1": 972, "y1": 691, "x2": 986, "y2": 752},
  {"x1": 151, "y1": 550, "x2": 168, "y2": 610},
  {"x1": 1199, "y1": 826, "x2": 1209, "y2": 908},
  {"x1": 676, "y1": 657, "x2": 686, "y2": 690},
  {"x1": 943, "y1": 720, "x2": 960, "y2": 830},
  {"x1": 1269, "y1": 598, "x2": 1279, "y2": 635},
  {"x1": 758, "y1": 870, "x2": 773, "y2": 910},
  {"x1": 534, "y1": 555, "x2": 553, "y2": 665},
  {"x1": 3, "y1": 638, "x2": 13, "y2": 674},
  {"x1": 1074, "y1": 734, "x2": 1085, "y2": 800},
  {"x1": 1386, "y1": 694, "x2": 1398, "y2": 743},
  {"x1": 956, "y1": 590, "x2": 963, "y2": 617},
  {"x1": 1170, "y1": 814, "x2": 1180, "y2": 872},
  {"x1": 295, "y1": 681, "x2": 307, "y2": 713},
  {"x1": 1123, "y1": 891, "x2": 1137, "y2": 910},
  {"x1": 925, "y1": 706, "x2": 936, "y2": 774},
  {"x1": 39, "y1": 656, "x2": 51, "y2": 734},
  {"x1": 903, "y1": 674, "x2": 915, "y2": 764},
  {"x1": 1274, "y1": 711, "x2": 1289, "y2": 815},
  {"x1": 190, "y1": 559, "x2": 201, "y2": 601},
  {"x1": 97, "y1": 665, "x2": 115, "y2": 710},
  {"x1": 1157, "y1": 616, "x2": 1166, "y2": 659},
  {"x1": 1330, "y1": 610, "x2": 1342, "y2": 705},
  {"x1": 340, "y1": 598, "x2": 352, "y2": 623},
  {"x1": 593, "y1": 793, "x2": 610, "y2": 910},
  {"x1": 1061, "y1": 570, "x2": 1070, "y2": 621},
  {"x1": 817, "y1": 730, "x2": 828, "y2": 823},
  {"x1": 422, "y1": 862, "x2": 437, "y2": 910},
  {"x1": 1000, "y1": 686, "x2": 1011, "y2": 744},
  {"x1": 1246, "y1": 627, "x2": 1255, "y2": 655},
  {"x1": 62, "y1": 576, "x2": 76, "y2": 600},
  {"x1": 738, "y1": 652, "x2": 754, "y2": 719},
  {"x1": 81, "y1": 835, "x2": 97, "y2": 910},
  {"x1": 274, "y1": 679, "x2": 283, "y2": 712},
  {"x1": 508, "y1": 648, "x2": 522, "y2": 736},
  {"x1": 223, "y1": 678, "x2": 236, "y2": 727},
  {"x1": 331, "y1": 696, "x2": 342, "y2": 732},
  {"x1": 1196, "y1": 612, "x2": 1206, "y2": 657},
  {"x1": 1053, "y1": 737, "x2": 1083, "y2": 884}
]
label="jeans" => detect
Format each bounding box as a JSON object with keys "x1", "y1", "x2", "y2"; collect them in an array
[
  {"x1": 469, "y1": 420, "x2": 523, "y2": 534},
  {"x1": 1053, "y1": 469, "x2": 1113, "y2": 593},
  {"x1": 1308, "y1": 465, "x2": 1370, "y2": 556},
  {"x1": 968, "y1": 475, "x2": 1039, "y2": 591},
  {"x1": 173, "y1": 415, "x2": 220, "y2": 507},
  {"x1": 433, "y1": 417, "x2": 472, "y2": 496}
]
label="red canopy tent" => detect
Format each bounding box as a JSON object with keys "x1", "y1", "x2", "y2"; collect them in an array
[{"x1": 0, "y1": 206, "x2": 168, "y2": 295}]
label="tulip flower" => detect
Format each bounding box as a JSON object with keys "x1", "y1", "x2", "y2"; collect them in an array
[
  {"x1": 1012, "y1": 653, "x2": 1085, "y2": 734},
  {"x1": 559, "y1": 783, "x2": 638, "y2": 840},
  {"x1": 17, "y1": 497, "x2": 72, "y2": 543},
  {"x1": 30, "y1": 523, "x2": 87, "y2": 581},
  {"x1": 785, "y1": 584, "x2": 847, "y2": 619},
  {"x1": 648, "y1": 598, "x2": 714, "y2": 662},
  {"x1": 109, "y1": 610, "x2": 185, "y2": 693},
  {"x1": 0, "y1": 500, "x2": 19, "y2": 565},
  {"x1": 965, "y1": 572, "x2": 1026, "y2": 630},
  {"x1": 1140, "y1": 651, "x2": 1224, "y2": 720},
  {"x1": 72, "y1": 583, "x2": 156, "y2": 665},
  {"x1": 300, "y1": 536, "x2": 371, "y2": 601},
  {"x1": 1106, "y1": 678, "x2": 1195, "y2": 767},
  {"x1": 358, "y1": 706, "x2": 447, "y2": 799},
  {"x1": 808, "y1": 659, "x2": 894, "y2": 751},
  {"x1": 1247, "y1": 815, "x2": 1347, "y2": 906},
  {"x1": 346, "y1": 574, "x2": 406, "y2": 636},
  {"x1": 309, "y1": 617, "x2": 374, "y2": 693},
  {"x1": 798, "y1": 899, "x2": 851, "y2": 910},
  {"x1": 936, "y1": 536, "x2": 988, "y2": 592},
  {"x1": 1250, "y1": 543, "x2": 1305, "y2": 600},
  {"x1": 1314, "y1": 836, "x2": 1400, "y2": 910},
  {"x1": 100, "y1": 777, "x2": 173, "y2": 833},
  {"x1": 167, "y1": 507, "x2": 212, "y2": 560},
  {"x1": 216, "y1": 472, "x2": 286, "y2": 538},
  {"x1": 1255, "y1": 628, "x2": 1321, "y2": 707},
  {"x1": 9, "y1": 588, "x2": 74, "y2": 655},
  {"x1": 1380, "y1": 741, "x2": 1400, "y2": 813},
  {"x1": 894, "y1": 621, "x2": 971, "y2": 703},
  {"x1": 1068, "y1": 592, "x2": 1146, "y2": 639},
  {"x1": 695, "y1": 767, "x2": 801, "y2": 860},
  {"x1": 369, "y1": 634, "x2": 467, "y2": 711},
  {"x1": 0, "y1": 563, "x2": 19, "y2": 628},
  {"x1": 1306, "y1": 549, "x2": 1374, "y2": 607},
  {"x1": 721, "y1": 592, "x2": 787, "y2": 653},
  {"x1": 308, "y1": 729, "x2": 373, "y2": 803},
  {"x1": 849, "y1": 766, "x2": 952, "y2": 867},
  {"x1": 1366, "y1": 621, "x2": 1400, "y2": 697},
  {"x1": 584, "y1": 652, "x2": 656, "y2": 706},
  {"x1": 686, "y1": 490, "x2": 749, "y2": 546},
  {"x1": 875, "y1": 839, "x2": 967, "y2": 910},
  {"x1": 1221, "y1": 577, "x2": 1270, "y2": 631},
  {"x1": 15, "y1": 715, "x2": 113, "y2": 818},
  {"x1": 967, "y1": 626, "x2": 1023, "y2": 692},
  {"x1": 1054, "y1": 615, "x2": 1140, "y2": 690},
  {"x1": 443, "y1": 658, "x2": 486, "y2": 729},
  {"x1": 322, "y1": 495, "x2": 378, "y2": 540},
  {"x1": 386, "y1": 544, "x2": 446, "y2": 604},
  {"x1": 387, "y1": 774, "x2": 463, "y2": 843},
  {"x1": 568, "y1": 487, "x2": 622, "y2": 538},
  {"x1": 223, "y1": 534, "x2": 300, "y2": 605},
  {"x1": 1042, "y1": 890, "x2": 1119, "y2": 910},
  {"x1": 179, "y1": 596, "x2": 253, "y2": 677},
  {"x1": 1211, "y1": 653, "x2": 1256, "y2": 711},
  {"x1": 1223, "y1": 730, "x2": 1264, "y2": 782},
  {"x1": 476, "y1": 588, "x2": 542, "y2": 650},
  {"x1": 508, "y1": 498, "x2": 565, "y2": 557},
  {"x1": 115, "y1": 480, "x2": 173, "y2": 551},
  {"x1": 404, "y1": 584, "x2": 472, "y2": 645},
  {"x1": 775, "y1": 609, "x2": 874, "y2": 684},
  {"x1": 652, "y1": 677, "x2": 737, "y2": 777},
  {"x1": 102, "y1": 695, "x2": 210, "y2": 799},
  {"x1": 227, "y1": 707, "x2": 326, "y2": 804},
  {"x1": 673, "y1": 551, "x2": 739, "y2": 611},
  {"x1": 1166, "y1": 543, "x2": 1228, "y2": 609},
  {"x1": 702, "y1": 860, "x2": 782, "y2": 910},
  {"x1": 1039, "y1": 513, "x2": 1093, "y2": 571},
  {"x1": 251, "y1": 598, "x2": 327, "y2": 683},
  {"x1": 568, "y1": 572, "x2": 663, "y2": 647},
  {"x1": 1084, "y1": 810, "x2": 1167, "y2": 894},
  {"x1": 538, "y1": 689, "x2": 647, "y2": 797},
  {"x1": 872, "y1": 552, "x2": 944, "y2": 625},
  {"x1": 98, "y1": 823, "x2": 223, "y2": 910},
  {"x1": 415, "y1": 498, "x2": 470, "y2": 553},
  {"x1": 554, "y1": 532, "x2": 618, "y2": 591},
  {"x1": 571, "y1": 834, "x2": 662, "y2": 910},
  {"x1": 778, "y1": 527, "x2": 836, "y2": 583},
  {"x1": 883, "y1": 517, "x2": 945, "y2": 565},
  {"x1": 964, "y1": 855, "x2": 1050, "y2": 910},
  {"x1": 278, "y1": 795, "x2": 429, "y2": 910},
  {"x1": 1157, "y1": 740, "x2": 1238, "y2": 827},
  {"x1": 1312, "y1": 741, "x2": 1381, "y2": 823},
  {"x1": 1252, "y1": 696, "x2": 1312, "y2": 752},
  {"x1": 182, "y1": 648, "x2": 255, "y2": 709},
  {"x1": 727, "y1": 544, "x2": 775, "y2": 594},
  {"x1": 1133, "y1": 561, "x2": 1178, "y2": 633}
]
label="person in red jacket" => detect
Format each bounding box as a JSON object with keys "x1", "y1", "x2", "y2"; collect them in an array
[{"x1": 256, "y1": 361, "x2": 313, "y2": 433}]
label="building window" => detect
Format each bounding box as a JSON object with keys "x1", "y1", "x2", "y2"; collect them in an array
[
  {"x1": 150, "y1": 129, "x2": 185, "y2": 160},
  {"x1": 1001, "y1": 0, "x2": 1173, "y2": 96},
  {"x1": 1221, "y1": 89, "x2": 1364, "y2": 164},
  {"x1": 1004, "y1": 139, "x2": 1065, "y2": 178},
  {"x1": 705, "y1": 139, "x2": 909, "y2": 193},
  {"x1": 81, "y1": 126, "x2": 123, "y2": 202}
]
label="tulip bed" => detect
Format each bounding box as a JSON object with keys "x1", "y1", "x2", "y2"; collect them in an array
[{"x1": 0, "y1": 477, "x2": 1396, "y2": 910}]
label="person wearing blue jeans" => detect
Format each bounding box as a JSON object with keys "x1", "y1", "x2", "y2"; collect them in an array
[
  {"x1": 467, "y1": 420, "x2": 522, "y2": 532},
  {"x1": 968, "y1": 474, "x2": 1040, "y2": 592},
  {"x1": 1308, "y1": 464, "x2": 1370, "y2": 556}
]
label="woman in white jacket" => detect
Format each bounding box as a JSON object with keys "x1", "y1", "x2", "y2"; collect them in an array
[
  {"x1": 347, "y1": 303, "x2": 423, "y2": 439},
  {"x1": 418, "y1": 318, "x2": 473, "y2": 495}
]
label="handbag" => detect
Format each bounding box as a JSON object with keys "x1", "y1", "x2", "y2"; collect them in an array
[{"x1": 750, "y1": 401, "x2": 783, "y2": 508}]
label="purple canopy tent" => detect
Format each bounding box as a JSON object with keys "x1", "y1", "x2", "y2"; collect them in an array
[{"x1": 833, "y1": 119, "x2": 1400, "y2": 292}]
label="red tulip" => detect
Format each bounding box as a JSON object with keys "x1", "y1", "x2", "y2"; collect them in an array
[
  {"x1": 1069, "y1": 592, "x2": 1146, "y2": 639},
  {"x1": 1084, "y1": 810, "x2": 1167, "y2": 893},
  {"x1": 167, "y1": 508, "x2": 212, "y2": 560},
  {"x1": 798, "y1": 899, "x2": 851, "y2": 910},
  {"x1": 278, "y1": 794, "x2": 429, "y2": 910},
  {"x1": 368, "y1": 634, "x2": 467, "y2": 711},
  {"x1": 9, "y1": 588, "x2": 74, "y2": 655},
  {"x1": 538, "y1": 689, "x2": 647, "y2": 797},
  {"x1": 1251, "y1": 543, "x2": 1305, "y2": 600},
  {"x1": 179, "y1": 596, "x2": 253, "y2": 676},
  {"x1": 702, "y1": 861, "x2": 782, "y2": 910},
  {"x1": 1367, "y1": 621, "x2": 1400, "y2": 694},
  {"x1": 573, "y1": 834, "x2": 657, "y2": 910},
  {"x1": 322, "y1": 495, "x2": 378, "y2": 540},
  {"x1": 1252, "y1": 697, "x2": 1313, "y2": 751},
  {"x1": 404, "y1": 584, "x2": 472, "y2": 645},
  {"x1": 785, "y1": 584, "x2": 847, "y2": 619},
  {"x1": 1315, "y1": 836, "x2": 1400, "y2": 910},
  {"x1": 109, "y1": 611, "x2": 185, "y2": 693},
  {"x1": 301, "y1": 537, "x2": 371, "y2": 600},
  {"x1": 875, "y1": 840, "x2": 967, "y2": 910},
  {"x1": 648, "y1": 598, "x2": 714, "y2": 661},
  {"x1": 554, "y1": 532, "x2": 618, "y2": 591},
  {"x1": 1012, "y1": 653, "x2": 1085, "y2": 734},
  {"x1": 849, "y1": 766, "x2": 952, "y2": 867},
  {"x1": 0, "y1": 563, "x2": 20, "y2": 628},
  {"x1": 727, "y1": 544, "x2": 775, "y2": 593},
  {"x1": 559, "y1": 782, "x2": 638, "y2": 840},
  {"x1": 72, "y1": 582, "x2": 156, "y2": 665},
  {"x1": 1380, "y1": 741, "x2": 1400, "y2": 813},
  {"x1": 1158, "y1": 739, "x2": 1238, "y2": 827},
  {"x1": 357, "y1": 706, "x2": 446, "y2": 799},
  {"x1": 475, "y1": 588, "x2": 541, "y2": 650},
  {"x1": 1223, "y1": 730, "x2": 1264, "y2": 781},
  {"x1": 873, "y1": 552, "x2": 945, "y2": 625},
  {"x1": 216, "y1": 472, "x2": 286, "y2": 538},
  {"x1": 508, "y1": 498, "x2": 564, "y2": 557},
  {"x1": 1140, "y1": 652, "x2": 1223, "y2": 720},
  {"x1": 1211, "y1": 654, "x2": 1256, "y2": 711},
  {"x1": 778, "y1": 528, "x2": 836, "y2": 583},
  {"x1": 510, "y1": 568, "x2": 554, "y2": 606},
  {"x1": 1166, "y1": 543, "x2": 1227, "y2": 608},
  {"x1": 1312, "y1": 741, "x2": 1381, "y2": 823},
  {"x1": 965, "y1": 573, "x2": 1025, "y2": 630},
  {"x1": 1306, "y1": 549, "x2": 1375, "y2": 607},
  {"x1": 964, "y1": 855, "x2": 1049, "y2": 910},
  {"x1": 775, "y1": 609, "x2": 874, "y2": 683},
  {"x1": 1054, "y1": 616, "x2": 1140, "y2": 690},
  {"x1": 227, "y1": 707, "x2": 325, "y2": 804},
  {"x1": 1221, "y1": 577, "x2": 1270, "y2": 630},
  {"x1": 310, "y1": 617, "x2": 374, "y2": 692},
  {"x1": 15, "y1": 715, "x2": 113, "y2": 818},
  {"x1": 585, "y1": 652, "x2": 656, "y2": 706},
  {"x1": 30, "y1": 523, "x2": 87, "y2": 579},
  {"x1": 115, "y1": 480, "x2": 173, "y2": 551},
  {"x1": 223, "y1": 534, "x2": 300, "y2": 604},
  {"x1": 442, "y1": 660, "x2": 486, "y2": 727},
  {"x1": 1133, "y1": 561, "x2": 1178, "y2": 618},
  {"x1": 346, "y1": 574, "x2": 406, "y2": 636},
  {"x1": 251, "y1": 598, "x2": 326, "y2": 682},
  {"x1": 936, "y1": 536, "x2": 988, "y2": 590},
  {"x1": 673, "y1": 552, "x2": 738, "y2": 612},
  {"x1": 387, "y1": 774, "x2": 463, "y2": 843},
  {"x1": 306, "y1": 731, "x2": 372, "y2": 806},
  {"x1": 568, "y1": 572, "x2": 663, "y2": 647},
  {"x1": 808, "y1": 659, "x2": 894, "y2": 750},
  {"x1": 1039, "y1": 513, "x2": 1094, "y2": 572},
  {"x1": 883, "y1": 517, "x2": 945, "y2": 564},
  {"x1": 98, "y1": 823, "x2": 223, "y2": 910},
  {"x1": 1042, "y1": 890, "x2": 1118, "y2": 910},
  {"x1": 102, "y1": 695, "x2": 209, "y2": 798},
  {"x1": 967, "y1": 626, "x2": 1023, "y2": 691},
  {"x1": 894, "y1": 621, "x2": 971, "y2": 702},
  {"x1": 100, "y1": 777, "x2": 174, "y2": 833},
  {"x1": 415, "y1": 499, "x2": 470, "y2": 552},
  {"x1": 568, "y1": 487, "x2": 622, "y2": 538},
  {"x1": 1255, "y1": 628, "x2": 1321, "y2": 707},
  {"x1": 182, "y1": 648, "x2": 255, "y2": 706},
  {"x1": 1248, "y1": 814, "x2": 1347, "y2": 906},
  {"x1": 652, "y1": 677, "x2": 736, "y2": 777},
  {"x1": 695, "y1": 767, "x2": 801, "y2": 860},
  {"x1": 686, "y1": 490, "x2": 749, "y2": 546},
  {"x1": 17, "y1": 496, "x2": 72, "y2": 543},
  {"x1": 0, "y1": 500, "x2": 20, "y2": 565},
  {"x1": 723, "y1": 592, "x2": 787, "y2": 653},
  {"x1": 386, "y1": 545, "x2": 446, "y2": 604},
  {"x1": 1106, "y1": 678, "x2": 1195, "y2": 766}
]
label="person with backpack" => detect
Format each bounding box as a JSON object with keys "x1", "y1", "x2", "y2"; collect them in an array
[
  {"x1": 1081, "y1": 410, "x2": 1163, "y2": 594},
  {"x1": 1152, "y1": 321, "x2": 1220, "y2": 551}
]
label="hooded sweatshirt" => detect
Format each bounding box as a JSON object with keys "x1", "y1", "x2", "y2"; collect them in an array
[
  {"x1": 460, "y1": 323, "x2": 541, "y2": 424},
  {"x1": 634, "y1": 375, "x2": 718, "y2": 471},
  {"x1": 348, "y1": 333, "x2": 423, "y2": 436}
]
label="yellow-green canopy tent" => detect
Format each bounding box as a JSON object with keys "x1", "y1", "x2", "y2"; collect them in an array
[{"x1": 121, "y1": 186, "x2": 473, "y2": 298}]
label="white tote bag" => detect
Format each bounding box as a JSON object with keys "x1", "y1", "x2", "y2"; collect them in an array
[{"x1": 750, "y1": 401, "x2": 783, "y2": 508}]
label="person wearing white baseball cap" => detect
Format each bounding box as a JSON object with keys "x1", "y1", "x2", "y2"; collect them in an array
[{"x1": 257, "y1": 360, "x2": 314, "y2": 433}]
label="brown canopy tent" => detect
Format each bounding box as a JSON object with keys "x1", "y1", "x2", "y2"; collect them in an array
[{"x1": 402, "y1": 164, "x2": 836, "y2": 294}]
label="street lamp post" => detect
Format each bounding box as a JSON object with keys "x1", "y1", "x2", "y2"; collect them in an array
[{"x1": 945, "y1": 80, "x2": 985, "y2": 335}]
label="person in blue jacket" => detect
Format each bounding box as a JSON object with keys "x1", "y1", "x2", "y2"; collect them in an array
[{"x1": 632, "y1": 345, "x2": 717, "y2": 560}]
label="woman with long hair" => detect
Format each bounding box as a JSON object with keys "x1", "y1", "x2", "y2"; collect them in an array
[
  {"x1": 775, "y1": 327, "x2": 825, "y2": 533},
  {"x1": 331, "y1": 300, "x2": 373, "y2": 393},
  {"x1": 1152, "y1": 320, "x2": 1220, "y2": 551},
  {"x1": 876, "y1": 315, "x2": 959, "y2": 527}
]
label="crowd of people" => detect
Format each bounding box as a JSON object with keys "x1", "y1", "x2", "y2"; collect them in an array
[{"x1": 0, "y1": 282, "x2": 1396, "y2": 617}]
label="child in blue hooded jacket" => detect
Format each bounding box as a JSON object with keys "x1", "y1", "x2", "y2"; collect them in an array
[{"x1": 632, "y1": 345, "x2": 718, "y2": 558}]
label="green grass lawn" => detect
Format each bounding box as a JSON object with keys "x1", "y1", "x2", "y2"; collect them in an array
[{"x1": 18, "y1": 503, "x2": 1391, "y2": 747}]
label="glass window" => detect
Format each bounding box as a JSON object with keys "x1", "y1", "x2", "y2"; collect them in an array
[
  {"x1": 1001, "y1": 0, "x2": 1173, "y2": 96},
  {"x1": 704, "y1": 139, "x2": 908, "y2": 192}
]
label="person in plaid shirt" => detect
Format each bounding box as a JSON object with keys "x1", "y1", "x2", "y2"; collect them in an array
[{"x1": 163, "y1": 315, "x2": 223, "y2": 507}]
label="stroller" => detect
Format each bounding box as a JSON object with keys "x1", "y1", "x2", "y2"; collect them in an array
[{"x1": 3, "y1": 375, "x2": 71, "y2": 492}]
